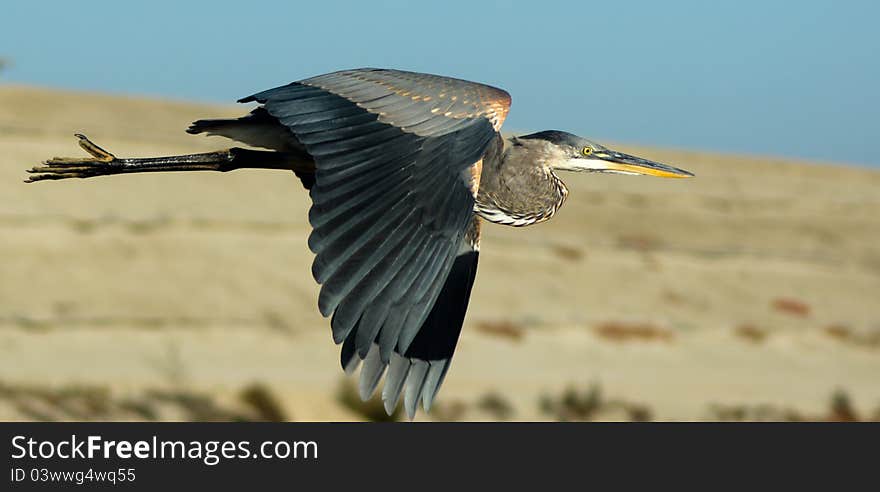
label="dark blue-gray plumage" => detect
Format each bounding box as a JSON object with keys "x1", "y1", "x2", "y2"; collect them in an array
[{"x1": 26, "y1": 68, "x2": 693, "y2": 420}]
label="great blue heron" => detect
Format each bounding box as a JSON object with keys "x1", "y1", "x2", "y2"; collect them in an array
[{"x1": 26, "y1": 68, "x2": 693, "y2": 419}]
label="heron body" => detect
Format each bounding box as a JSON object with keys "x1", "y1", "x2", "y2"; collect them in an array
[{"x1": 28, "y1": 68, "x2": 693, "y2": 419}]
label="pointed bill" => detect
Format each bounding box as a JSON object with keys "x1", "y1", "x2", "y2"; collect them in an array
[{"x1": 585, "y1": 149, "x2": 694, "y2": 178}]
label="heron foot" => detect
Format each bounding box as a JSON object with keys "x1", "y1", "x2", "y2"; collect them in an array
[{"x1": 26, "y1": 134, "x2": 121, "y2": 182}]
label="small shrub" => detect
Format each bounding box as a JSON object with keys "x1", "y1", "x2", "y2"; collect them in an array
[
  {"x1": 475, "y1": 320, "x2": 525, "y2": 342},
  {"x1": 771, "y1": 297, "x2": 811, "y2": 317},
  {"x1": 594, "y1": 321, "x2": 673, "y2": 343},
  {"x1": 735, "y1": 324, "x2": 768, "y2": 343}
]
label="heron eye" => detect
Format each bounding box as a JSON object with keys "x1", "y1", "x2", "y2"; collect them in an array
[{"x1": 582, "y1": 146, "x2": 593, "y2": 156}]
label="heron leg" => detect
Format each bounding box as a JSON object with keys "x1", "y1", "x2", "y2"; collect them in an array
[{"x1": 25, "y1": 134, "x2": 304, "y2": 183}]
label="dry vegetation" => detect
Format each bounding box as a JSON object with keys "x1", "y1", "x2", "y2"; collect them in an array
[
  {"x1": 0, "y1": 381, "x2": 287, "y2": 422},
  {"x1": 1, "y1": 85, "x2": 879, "y2": 421},
  {"x1": 772, "y1": 297, "x2": 811, "y2": 317},
  {"x1": 734, "y1": 323, "x2": 769, "y2": 344},
  {"x1": 709, "y1": 389, "x2": 880, "y2": 422},
  {"x1": 540, "y1": 384, "x2": 653, "y2": 422},
  {"x1": 549, "y1": 243, "x2": 585, "y2": 261},
  {"x1": 593, "y1": 321, "x2": 673, "y2": 343},
  {"x1": 823, "y1": 324, "x2": 880, "y2": 350},
  {"x1": 475, "y1": 319, "x2": 527, "y2": 342}
]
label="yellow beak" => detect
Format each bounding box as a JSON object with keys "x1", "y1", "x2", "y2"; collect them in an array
[{"x1": 590, "y1": 150, "x2": 694, "y2": 178}]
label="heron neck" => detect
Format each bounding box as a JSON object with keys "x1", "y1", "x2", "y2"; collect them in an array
[{"x1": 474, "y1": 137, "x2": 568, "y2": 227}]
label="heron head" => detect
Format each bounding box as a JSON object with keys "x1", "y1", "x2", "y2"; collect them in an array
[{"x1": 516, "y1": 130, "x2": 693, "y2": 178}]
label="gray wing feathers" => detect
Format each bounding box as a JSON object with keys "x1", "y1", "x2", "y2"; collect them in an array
[
  {"x1": 403, "y1": 360, "x2": 430, "y2": 420},
  {"x1": 241, "y1": 69, "x2": 496, "y2": 418},
  {"x1": 358, "y1": 344, "x2": 387, "y2": 400},
  {"x1": 421, "y1": 360, "x2": 450, "y2": 412},
  {"x1": 300, "y1": 68, "x2": 511, "y2": 134},
  {"x1": 382, "y1": 353, "x2": 410, "y2": 415}
]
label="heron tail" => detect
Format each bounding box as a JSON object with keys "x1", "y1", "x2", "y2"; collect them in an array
[{"x1": 187, "y1": 107, "x2": 301, "y2": 153}]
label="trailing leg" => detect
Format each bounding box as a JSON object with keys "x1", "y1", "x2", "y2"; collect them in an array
[{"x1": 26, "y1": 134, "x2": 313, "y2": 183}]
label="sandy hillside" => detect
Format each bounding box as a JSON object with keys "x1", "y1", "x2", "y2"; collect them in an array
[{"x1": 1, "y1": 84, "x2": 878, "y2": 421}]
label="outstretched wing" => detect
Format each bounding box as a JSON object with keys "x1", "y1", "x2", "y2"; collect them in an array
[{"x1": 240, "y1": 68, "x2": 509, "y2": 418}]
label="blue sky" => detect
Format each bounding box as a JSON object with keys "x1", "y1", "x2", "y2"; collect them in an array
[{"x1": 2, "y1": 0, "x2": 878, "y2": 166}]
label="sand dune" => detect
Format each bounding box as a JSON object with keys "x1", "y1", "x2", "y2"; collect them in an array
[{"x1": 1, "y1": 84, "x2": 878, "y2": 421}]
